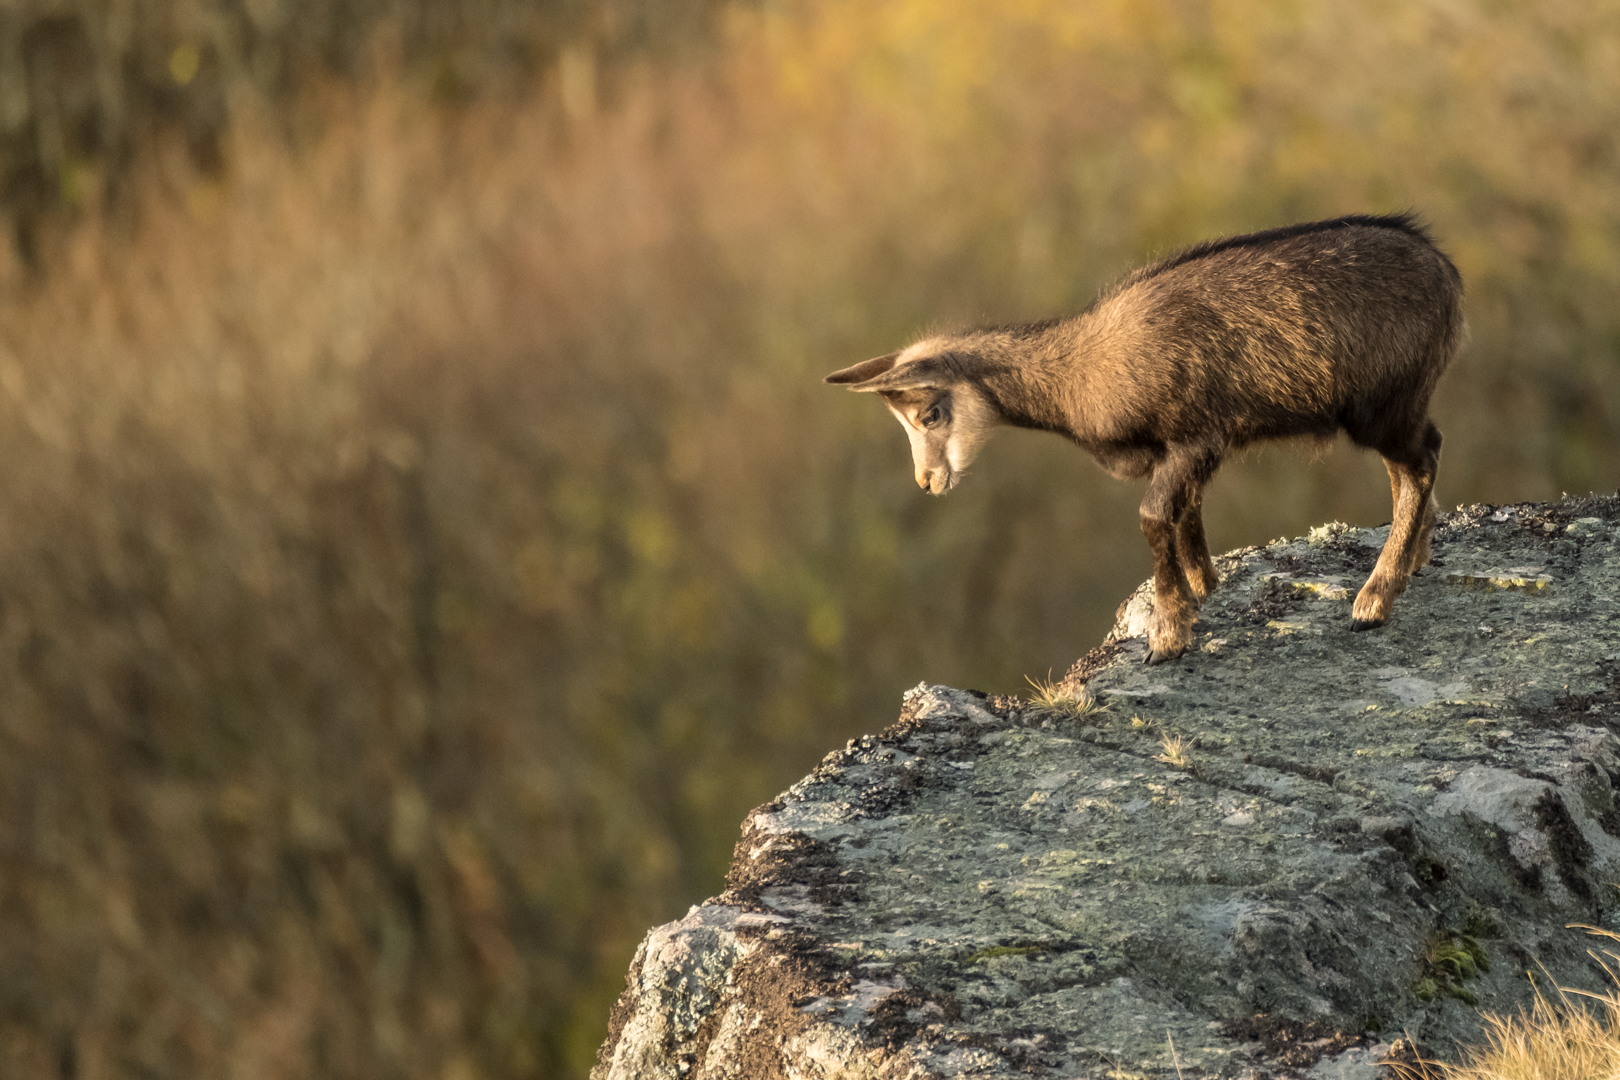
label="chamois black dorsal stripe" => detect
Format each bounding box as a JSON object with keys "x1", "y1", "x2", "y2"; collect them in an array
[{"x1": 1122, "y1": 212, "x2": 1433, "y2": 289}]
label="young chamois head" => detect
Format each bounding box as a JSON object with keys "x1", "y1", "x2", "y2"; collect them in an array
[{"x1": 825, "y1": 340, "x2": 1001, "y2": 495}]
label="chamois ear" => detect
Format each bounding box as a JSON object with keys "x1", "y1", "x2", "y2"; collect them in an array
[
  {"x1": 825, "y1": 353, "x2": 901, "y2": 385},
  {"x1": 839, "y1": 356, "x2": 955, "y2": 393}
]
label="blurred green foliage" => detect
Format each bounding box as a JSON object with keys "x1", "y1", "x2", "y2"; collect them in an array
[
  {"x1": 0, "y1": 1, "x2": 1618, "y2": 1078},
  {"x1": 0, "y1": 0, "x2": 730, "y2": 262}
]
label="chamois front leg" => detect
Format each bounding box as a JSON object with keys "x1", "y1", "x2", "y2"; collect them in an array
[{"x1": 1140, "y1": 445, "x2": 1222, "y2": 664}]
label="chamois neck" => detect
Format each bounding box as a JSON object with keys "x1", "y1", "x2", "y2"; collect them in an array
[{"x1": 950, "y1": 321, "x2": 1084, "y2": 436}]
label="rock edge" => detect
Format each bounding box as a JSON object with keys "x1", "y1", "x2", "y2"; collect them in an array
[{"x1": 595, "y1": 498, "x2": 1620, "y2": 1079}]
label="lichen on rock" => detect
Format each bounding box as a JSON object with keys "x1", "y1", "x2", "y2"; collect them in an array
[{"x1": 594, "y1": 497, "x2": 1620, "y2": 1078}]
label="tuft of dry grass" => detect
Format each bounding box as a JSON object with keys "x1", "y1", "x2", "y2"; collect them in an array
[
  {"x1": 1024, "y1": 671, "x2": 1103, "y2": 720},
  {"x1": 1155, "y1": 734, "x2": 1195, "y2": 770}
]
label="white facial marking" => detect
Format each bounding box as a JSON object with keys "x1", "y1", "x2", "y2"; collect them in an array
[{"x1": 885, "y1": 383, "x2": 1000, "y2": 496}]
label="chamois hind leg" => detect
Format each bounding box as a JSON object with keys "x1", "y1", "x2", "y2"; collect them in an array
[
  {"x1": 1177, "y1": 486, "x2": 1219, "y2": 601},
  {"x1": 1353, "y1": 421, "x2": 1441, "y2": 630},
  {"x1": 1408, "y1": 429, "x2": 1442, "y2": 572},
  {"x1": 1141, "y1": 444, "x2": 1222, "y2": 664},
  {"x1": 1404, "y1": 421, "x2": 1443, "y2": 573},
  {"x1": 1410, "y1": 494, "x2": 1439, "y2": 572},
  {"x1": 1378, "y1": 437, "x2": 1441, "y2": 574}
]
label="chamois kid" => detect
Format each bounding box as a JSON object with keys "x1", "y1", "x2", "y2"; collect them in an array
[{"x1": 826, "y1": 214, "x2": 1464, "y2": 664}]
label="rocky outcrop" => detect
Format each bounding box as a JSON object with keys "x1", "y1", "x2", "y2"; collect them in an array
[{"x1": 593, "y1": 497, "x2": 1620, "y2": 1078}]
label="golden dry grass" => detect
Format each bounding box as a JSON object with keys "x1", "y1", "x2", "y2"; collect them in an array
[
  {"x1": 1436, "y1": 998, "x2": 1620, "y2": 1079},
  {"x1": 1024, "y1": 671, "x2": 1103, "y2": 720},
  {"x1": 1155, "y1": 734, "x2": 1195, "y2": 770}
]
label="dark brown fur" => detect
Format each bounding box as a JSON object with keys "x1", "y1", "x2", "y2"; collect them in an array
[{"x1": 827, "y1": 213, "x2": 1464, "y2": 662}]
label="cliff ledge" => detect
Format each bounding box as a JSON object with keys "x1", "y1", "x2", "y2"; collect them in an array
[{"x1": 594, "y1": 497, "x2": 1620, "y2": 1079}]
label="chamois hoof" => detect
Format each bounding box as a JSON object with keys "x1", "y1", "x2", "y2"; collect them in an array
[
  {"x1": 1350, "y1": 617, "x2": 1385, "y2": 632},
  {"x1": 1144, "y1": 646, "x2": 1185, "y2": 665}
]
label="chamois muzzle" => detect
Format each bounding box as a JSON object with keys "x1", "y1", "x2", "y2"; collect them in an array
[{"x1": 918, "y1": 468, "x2": 954, "y2": 495}]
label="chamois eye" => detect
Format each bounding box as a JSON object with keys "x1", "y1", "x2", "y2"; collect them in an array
[{"x1": 920, "y1": 406, "x2": 942, "y2": 427}]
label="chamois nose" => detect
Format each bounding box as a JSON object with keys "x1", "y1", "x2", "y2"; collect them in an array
[{"x1": 917, "y1": 473, "x2": 931, "y2": 492}]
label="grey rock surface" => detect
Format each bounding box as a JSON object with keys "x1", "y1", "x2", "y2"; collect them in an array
[{"x1": 594, "y1": 498, "x2": 1620, "y2": 1079}]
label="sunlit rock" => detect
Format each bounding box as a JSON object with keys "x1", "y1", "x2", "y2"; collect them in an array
[{"x1": 595, "y1": 496, "x2": 1620, "y2": 1078}]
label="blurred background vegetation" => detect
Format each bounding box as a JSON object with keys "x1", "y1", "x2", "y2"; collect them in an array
[{"x1": 0, "y1": 0, "x2": 1617, "y2": 1076}]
